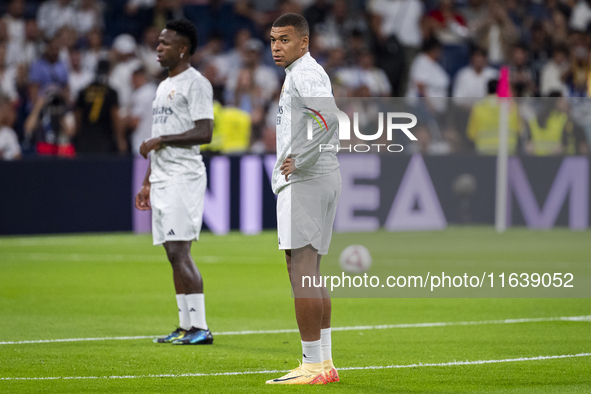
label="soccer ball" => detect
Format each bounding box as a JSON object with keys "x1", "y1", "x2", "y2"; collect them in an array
[{"x1": 339, "y1": 245, "x2": 372, "y2": 273}]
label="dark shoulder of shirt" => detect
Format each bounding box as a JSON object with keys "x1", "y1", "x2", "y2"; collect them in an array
[{"x1": 76, "y1": 82, "x2": 119, "y2": 111}]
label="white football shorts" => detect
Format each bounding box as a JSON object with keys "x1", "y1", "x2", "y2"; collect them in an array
[
  {"x1": 150, "y1": 176, "x2": 206, "y2": 245},
  {"x1": 276, "y1": 170, "x2": 341, "y2": 255}
]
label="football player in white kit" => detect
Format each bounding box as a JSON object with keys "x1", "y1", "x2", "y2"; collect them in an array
[
  {"x1": 135, "y1": 19, "x2": 214, "y2": 345},
  {"x1": 266, "y1": 14, "x2": 342, "y2": 385}
]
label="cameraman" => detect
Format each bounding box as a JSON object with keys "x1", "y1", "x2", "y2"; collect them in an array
[{"x1": 23, "y1": 85, "x2": 75, "y2": 156}]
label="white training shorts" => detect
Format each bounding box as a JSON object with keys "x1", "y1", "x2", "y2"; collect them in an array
[
  {"x1": 150, "y1": 176, "x2": 206, "y2": 245},
  {"x1": 276, "y1": 170, "x2": 341, "y2": 255}
]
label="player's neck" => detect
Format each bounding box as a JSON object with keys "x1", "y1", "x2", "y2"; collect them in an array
[
  {"x1": 285, "y1": 49, "x2": 308, "y2": 70},
  {"x1": 168, "y1": 62, "x2": 191, "y2": 78}
]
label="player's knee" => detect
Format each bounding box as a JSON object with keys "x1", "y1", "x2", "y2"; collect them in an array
[{"x1": 165, "y1": 247, "x2": 186, "y2": 266}]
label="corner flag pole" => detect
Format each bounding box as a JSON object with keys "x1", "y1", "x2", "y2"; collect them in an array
[{"x1": 495, "y1": 67, "x2": 511, "y2": 233}]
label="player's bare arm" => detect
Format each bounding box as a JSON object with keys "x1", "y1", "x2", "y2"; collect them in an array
[{"x1": 139, "y1": 119, "x2": 213, "y2": 158}]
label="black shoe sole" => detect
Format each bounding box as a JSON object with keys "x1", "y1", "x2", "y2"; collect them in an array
[{"x1": 174, "y1": 338, "x2": 214, "y2": 345}]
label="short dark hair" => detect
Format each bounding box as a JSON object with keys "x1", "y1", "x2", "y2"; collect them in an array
[
  {"x1": 552, "y1": 43, "x2": 569, "y2": 57},
  {"x1": 96, "y1": 59, "x2": 110, "y2": 76},
  {"x1": 471, "y1": 46, "x2": 488, "y2": 58},
  {"x1": 166, "y1": 18, "x2": 198, "y2": 55},
  {"x1": 272, "y1": 13, "x2": 309, "y2": 37},
  {"x1": 422, "y1": 38, "x2": 441, "y2": 53}
]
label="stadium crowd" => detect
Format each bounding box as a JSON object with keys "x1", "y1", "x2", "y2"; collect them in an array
[{"x1": 1, "y1": 0, "x2": 591, "y2": 159}]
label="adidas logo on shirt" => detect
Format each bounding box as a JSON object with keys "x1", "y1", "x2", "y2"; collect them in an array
[{"x1": 167, "y1": 229, "x2": 175, "y2": 236}]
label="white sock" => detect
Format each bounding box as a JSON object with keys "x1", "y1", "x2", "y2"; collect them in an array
[
  {"x1": 320, "y1": 328, "x2": 332, "y2": 362},
  {"x1": 301, "y1": 339, "x2": 322, "y2": 364},
  {"x1": 175, "y1": 294, "x2": 191, "y2": 330},
  {"x1": 185, "y1": 293, "x2": 208, "y2": 330}
]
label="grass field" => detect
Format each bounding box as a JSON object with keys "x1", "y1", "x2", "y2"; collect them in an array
[{"x1": 1, "y1": 227, "x2": 590, "y2": 393}]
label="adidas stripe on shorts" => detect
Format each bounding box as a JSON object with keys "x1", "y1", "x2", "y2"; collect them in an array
[{"x1": 150, "y1": 176, "x2": 206, "y2": 245}]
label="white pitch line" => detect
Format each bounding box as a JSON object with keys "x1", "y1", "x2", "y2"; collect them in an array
[
  {"x1": 0, "y1": 253, "x2": 270, "y2": 264},
  {"x1": 1, "y1": 315, "x2": 589, "y2": 345},
  {"x1": 1, "y1": 353, "x2": 590, "y2": 381}
]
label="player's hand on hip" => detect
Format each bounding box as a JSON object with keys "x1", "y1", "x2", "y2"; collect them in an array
[
  {"x1": 135, "y1": 185, "x2": 151, "y2": 211},
  {"x1": 280, "y1": 157, "x2": 295, "y2": 181},
  {"x1": 140, "y1": 137, "x2": 164, "y2": 159}
]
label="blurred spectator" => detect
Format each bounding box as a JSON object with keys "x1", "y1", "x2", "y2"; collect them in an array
[
  {"x1": 81, "y1": 28, "x2": 109, "y2": 74},
  {"x1": 0, "y1": 95, "x2": 21, "y2": 160},
  {"x1": 569, "y1": 0, "x2": 591, "y2": 31},
  {"x1": 37, "y1": 0, "x2": 77, "y2": 39},
  {"x1": 453, "y1": 47, "x2": 498, "y2": 103},
  {"x1": 0, "y1": 42, "x2": 19, "y2": 104},
  {"x1": 137, "y1": 25, "x2": 161, "y2": 78},
  {"x1": 509, "y1": 44, "x2": 537, "y2": 97},
  {"x1": 540, "y1": 44, "x2": 569, "y2": 96},
  {"x1": 125, "y1": 0, "x2": 156, "y2": 17},
  {"x1": 3, "y1": 0, "x2": 25, "y2": 48},
  {"x1": 368, "y1": 0, "x2": 425, "y2": 96},
  {"x1": 231, "y1": 68, "x2": 265, "y2": 130},
  {"x1": 128, "y1": 66, "x2": 157, "y2": 155},
  {"x1": 55, "y1": 26, "x2": 79, "y2": 67},
  {"x1": 338, "y1": 50, "x2": 392, "y2": 96},
  {"x1": 27, "y1": 35, "x2": 69, "y2": 102},
  {"x1": 74, "y1": 0, "x2": 104, "y2": 36},
  {"x1": 109, "y1": 34, "x2": 142, "y2": 117},
  {"x1": 123, "y1": 0, "x2": 155, "y2": 39},
  {"x1": 24, "y1": 86, "x2": 75, "y2": 156},
  {"x1": 231, "y1": 0, "x2": 266, "y2": 32},
  {"x1": 193, "y1": 31, "x2": 225, "y2": 69},
  {"x1": 6, "y1": 18, "x2": 43, "y2": 67},
  {"x1": 314, "y1": 0, "x2": 367, "y2": 50},
  {"x1": 524, "y1": 93, "x2": 588, "y2": 155},
  {"x1": 213, "y1": 28, "x2": 252, "y2": 85},
  {"x1": 528, "y1": 22, "x2": 551, "y2": 82},
  {"x1": 407, "y1": 38, "x2": 450, "y2": 111},
  {"x1": 426, "y1": 0, "x2": 470, "y2": 78},
  {"x1": 202, "y1": 101, "x2": 251, "y2": 154},
  {"x1": 505, "y1": 0, "x2": 526, "y2": 35},
  {"x1": 74, "y1": 60, "x2": 126, "y2": 154},
  {"x1": 467, "y1": 79, "x2": 522, "y2": 155},
  {"x1": 304, "y1": 0, "x2": 331, "y2": 32},
  {"x1": 0, "y1": 18, "x2": 6, "y2": 43},
  {"x1": 0, "y1": 0, "x2": 587, "y2": 157},
  {"x1": 150, "y1": 0, "x2": 182, "y2": 33},
  {"x1": 548, "y1": 8, "x2": 569, "y2": 46},
  {"x1": 202, "y1": 60, "x2": 225, "y2": 104},
  {"x1": 368, "y1": 0, "x2": 424, "y2": 50},
  {"x1": 472, "y1": 2, "x2": 519, "y2": 66},
  {"x1": 566, "y1": 34, "x2": 591, "y2": 97},
  {"x1": 225, "y1": 39, "x2": 278, "y2": 107},
  {"x1": 345, "y1": 29, "x2": 369, "y2": 66},
  {"x1": 426, "y1": 0, "x2": 469, "y2": 45},
  {"x1": 461, "y1": 0, "x2": 488, "y2": 32},
  {"x1": 68, "y1": 45, "x2": 94, "y2": 104},
  {"x1": 250, "y1": 126, "x2": 276, "y2": 154},
  {"x1": 323, "y1": 47, "x2": 346, "y2": 80}
]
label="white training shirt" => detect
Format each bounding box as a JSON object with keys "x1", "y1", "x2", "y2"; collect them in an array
[
  {"x1": 150, "y1": 67, "x2": 214, "y2": 186},
  {"x1": 273, "y1": 52, "x2": 340, "y2": 194}
]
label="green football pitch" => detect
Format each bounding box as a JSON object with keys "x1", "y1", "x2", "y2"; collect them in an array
[{"x1": 1, "y1": 228, "x2": 590, "y2": 393}]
